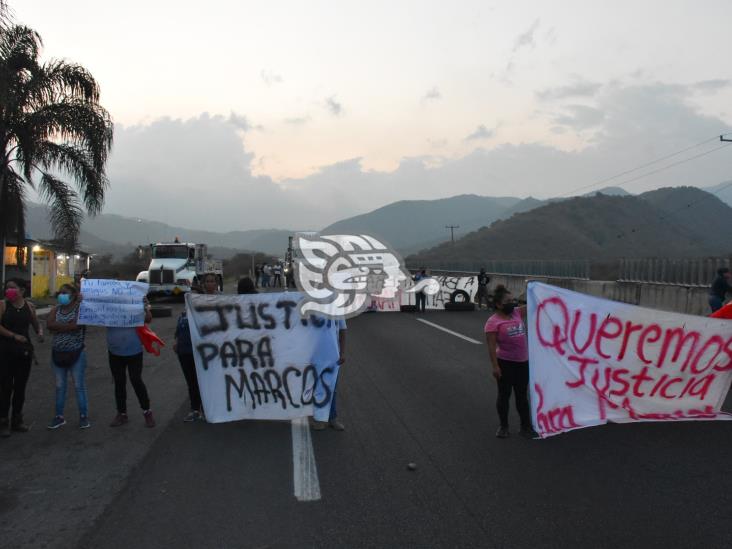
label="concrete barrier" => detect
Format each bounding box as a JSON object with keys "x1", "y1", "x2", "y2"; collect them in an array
[{"x1": 486, "y1": 274, "x2": 712, "y2": 316}]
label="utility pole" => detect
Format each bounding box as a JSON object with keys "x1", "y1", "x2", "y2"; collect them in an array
[{"x1": 445, "y1": 225, "x2": 459, "y2": 243}]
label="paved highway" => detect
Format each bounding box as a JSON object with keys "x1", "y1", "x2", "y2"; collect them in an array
[{"x1": 2, "y1": 299, "x2": 732, "y2": 548}]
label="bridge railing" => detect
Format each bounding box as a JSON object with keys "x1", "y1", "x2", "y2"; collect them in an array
[
  {"x1": 618, "y1": 257, "x2": 731, "y2": 287},
  {"x1": 406, "y1": 259, "x2": 591, "y2": 280}
]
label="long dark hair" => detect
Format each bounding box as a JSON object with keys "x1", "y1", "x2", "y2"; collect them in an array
[{"x1": 493, "y1": 284, "x2": 510, "y2": 307}]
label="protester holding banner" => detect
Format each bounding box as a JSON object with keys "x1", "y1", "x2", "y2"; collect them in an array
[
  {"x1": 484, "y1": 285, "x2": 535, "y2": 439},
  {"x1": 312, "y1": 318, "x2": 347, "y2": 431},
  {"x1": 107, "y1": 299, "x2": 155, "y2": 428},
  {"x1": 46, "y1": 284, "x2": 90, "y2": 430},
  {"x1": 172, "y1": 273, "x2": 223, "y2": 423},
  {"x1": 0, "y1": 279, "x2": 44, "y2": 436}
]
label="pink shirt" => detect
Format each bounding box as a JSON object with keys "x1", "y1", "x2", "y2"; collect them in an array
[{"x1": 484, "y1": 309, "x2": 528, "y2": 363}]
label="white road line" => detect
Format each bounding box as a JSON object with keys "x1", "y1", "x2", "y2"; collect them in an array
[
  {"x1": 416, "y1": 318, "x2": 483, "y2": 345},
  {"x1": 291, "y1": 417, "x2": 321, "y2": 502}
]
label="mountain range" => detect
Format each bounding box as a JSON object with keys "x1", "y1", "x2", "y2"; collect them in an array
[
  {"x1": 407, "y1": 186, "x2": 732, "y2": 268},
  {"x1": 22, "y1": 183, "x2": 731, "y2": 261}
]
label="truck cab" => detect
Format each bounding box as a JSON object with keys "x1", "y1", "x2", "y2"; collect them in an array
[{"x1": 136, "y1": 241, "x2": 222, "y2": 296}]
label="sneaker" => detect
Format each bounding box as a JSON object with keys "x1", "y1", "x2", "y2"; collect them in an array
[
  {"x1": 143, "y1": 410, "x2": 156, "y2": 428},
  {"x1": 495, "y1": 426, "x2": 509, "y2": 439},
  {"x1": 110, "y1": 413, "x2": 128, "y2": 427},
  {"x1": 329, "y1": 419, "x2": 345, "y2": 431},
  {"x1": 0, "y1": 417, "x2": 10, "y2": 438},
  {"x1": 79, "y1": 416, "x2": 91, "y2": 429},
  {"x1": 183, "y1": 410, "x2": 202, "y2": 423},
  {"x1": 520, "y1": 427, "x2": 539, "y2": 439},
  {"x1": 311, "y1": 420, "x2": 328, "y2": 431},
  {"x1": 11, "y1": 416, "x2": 29, "y2": 433},
  {"x1": 47, "y1": 416, "x2": 66, "y2": 430}
]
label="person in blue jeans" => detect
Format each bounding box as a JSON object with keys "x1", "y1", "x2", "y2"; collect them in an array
[
  {"x1": 46, "y1": 284, "x2": 89, "y2": 429},
  {"x1": 107, "y1": 300, "x2": 155, "y2": 428},
  {"x1": 311, "y1": 317, "x2": 347, "y2": 431}
]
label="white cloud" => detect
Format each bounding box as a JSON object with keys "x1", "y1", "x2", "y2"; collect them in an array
[
  {"x1": 465, "y1": 124, "x2": 494, "y2": 140},
  {"x1": 260, "y1": 69, "x2": 283, "y2": 86},
  {"x1": 512, "y1": 18, "x2": 540, "y2": 53},
  {"x1": 101, "y1": 83, "x2": 732, "y2": 232}
]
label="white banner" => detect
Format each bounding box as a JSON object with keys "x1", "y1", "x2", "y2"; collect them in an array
[
  {"x1": 186, "y1": 292, "x2": 340, "y2": 423},
  {"x1": 528, "y1": 282, "x2": 732, "y2": 438},
  {"x1": 78, "y1": 279, "x2": 149, "y2": 327}
]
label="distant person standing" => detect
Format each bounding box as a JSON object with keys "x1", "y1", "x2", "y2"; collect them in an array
[
  {"x1": 0, "y1": 280, "x2": 44, "y2": 436},
  {"x1": 237, "y1": 276, "x2": 258, "y2": 294},
  {"x1": 484, "y1": 285, "x2": 535, "y2": 439},
  {"x1": 46, "y1": 284, "x2": 90, "y2": 430},
  {"x1": 273, "y1": 263, "x2": 283, "y2": 287},
  {"x1": 107, "y1": 299, "x2": 155, "y2": 428},
  {"x1": 262, "y1": 264, "x2": 272, "y2": 288},
  {"x1": 709, "y1": 267, "x2": 732, "y2": 313},
  {"x1": 475, "y1": 268, "x2": 491, "y2": 310},
  {"x1": 413, "y1": 268, "x2": 428, "y2": 313},
  {"x1": 254, "y1": 263, "x2": 262, "y2": 288}
]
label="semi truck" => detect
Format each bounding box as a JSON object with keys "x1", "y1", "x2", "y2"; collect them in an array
[{"x1": 136, "y1": 241, "x2": 223, "y2": 296}]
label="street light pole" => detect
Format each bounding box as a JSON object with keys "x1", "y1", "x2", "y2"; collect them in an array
[{"x1": 445, "y1": 225, "x2": 460, "y2": 243}]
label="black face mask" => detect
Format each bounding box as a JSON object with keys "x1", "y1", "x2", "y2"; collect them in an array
[{"x1": 502, "y1": 302, "x2": 516, "y2": 315}]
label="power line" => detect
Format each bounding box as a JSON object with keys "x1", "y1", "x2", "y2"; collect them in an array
[{"x1": 560, "y1": 133, "x2": 731, "y2": 197}]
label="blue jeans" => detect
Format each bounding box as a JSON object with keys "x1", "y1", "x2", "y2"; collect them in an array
[{"x1": 53, "y1": 350, "x2": 88, "y2": 418}]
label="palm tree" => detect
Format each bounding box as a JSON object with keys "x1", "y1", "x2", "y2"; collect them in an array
[{"x1": 0, "y1": 23, "x2": 113, "y2": 261}]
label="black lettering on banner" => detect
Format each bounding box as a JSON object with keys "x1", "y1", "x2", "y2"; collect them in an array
[
  {"x1": 236, "y1": 303, "x2": 261, "y2": 330},
  {"x1": 282, "y1": 366, "x2": 302, "y2": 408},
  {"x1": 194, "y1": 304, "x2": 234, "y2": 335},
  {"x1": 225, "y1": 370, "x2": 256, "y2": 411},
  {"x1": 276, "y1": 300, "x2": 298, "y2": 329},
  {"x1": 197, "y1": 343, "x2": 219, "y2": 370},
  {"x1": 309, "y1": 315, "x2": 325, "y2": 328},
  {"x1": 250, "y1": 371, "x2": 270, "y2": 405},
  {"x1": 258, "y1": 336, "x2": 275, "y2": 368},
  {"x1": 258, "y1": 303, "x2": 277, "y2": 329},
  {"x1": 235, "y1": 338, "x2": 258, "y2": 369},
  {"x1": 314, "y1": 366, "x2": 335, "y2": 408},
  {"x1": 264, "y1": 369, "x2": 287, "y2": 409},
  {"x1": 220, "y1": 341, "x2": 238, "y2": 368},
  {"x1": 301, "y1": 365, "x2": 317, "y2": 405}
]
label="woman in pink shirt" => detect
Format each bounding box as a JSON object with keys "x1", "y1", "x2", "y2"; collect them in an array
[{"x1": 484, "y1": 285, "x2": 535, "y2": 439}]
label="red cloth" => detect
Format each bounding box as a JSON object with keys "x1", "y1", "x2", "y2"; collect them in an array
[
  {"x1": 711, "y1": 302, "x2": 732, "y2": 319},
  {"x1": 136, "y1": 324, "x2": 165, "y2": 356}
]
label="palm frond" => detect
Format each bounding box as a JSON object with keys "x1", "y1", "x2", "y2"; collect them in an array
[{"x1": 37, "y1": 171, "x2": 82, "y2": 248}]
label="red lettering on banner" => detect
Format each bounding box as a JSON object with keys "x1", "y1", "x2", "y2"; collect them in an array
[
  {"x1": 659, "y1": 377, "x2": 684, "y2": 399},
  {"x1": 609, "y1": 368, "x2": 630, "y2": 396},
  {"x1": 534, "y1": 383, "x2": 580, "y2": 435},
  {"x1": 570, "y1": 310, "x2": 597, "y2": 354},
  {"x1": 714, "y1": 337, "x2": 732, "y2": 372},
  {"x1": 656, "y1": 328, "x2": 700, "y2": 372},
  {"x1": 631, "y1": 366, "x2": 654, "y2": 397},
  {"x1": 617, "y1": 321, "x2": 644, "y2": 361},
  {"x1": 565, "y1": 355, "x2": 597, "y2": 388},
  {"x1": 636, "y1": 325, "x2": 662, "y2": 365},
  {"x1": 535, "y1": 297, "x2": 570, "y2": 355},
  {"x1": 689, "y1": 335, "x2": 725, "y2": 374},
  {"x1": 595, "y1": 316, "x2": 623, "y2": 359}
]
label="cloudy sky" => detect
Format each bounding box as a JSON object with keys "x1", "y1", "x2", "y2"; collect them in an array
[{"x1": 14, "y1": 0, "x2": 732, "y2": 231}]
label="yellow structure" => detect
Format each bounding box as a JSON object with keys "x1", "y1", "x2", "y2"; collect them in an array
[{"x1": 2, "y1": 239, "x2": 90, "y2": 298}]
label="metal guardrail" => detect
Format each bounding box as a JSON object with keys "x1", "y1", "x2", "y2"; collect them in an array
[
  {"x1": 407, "y1": 259, "x2": 590, "y2": 280},
  {"x1": 618, "y1": 257, "x2": 730, "y2": 287}
]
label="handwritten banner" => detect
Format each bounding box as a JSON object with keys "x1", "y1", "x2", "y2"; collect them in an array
[
  {"x1": 528, "y1": 282, "x2": 732, "y2": 438},
  {"x1": 78, "y1": 279, "x2": 149, "y2": 327},
  {"x1": 186, "y1": 292, "x2": 340, "y2": 423}
]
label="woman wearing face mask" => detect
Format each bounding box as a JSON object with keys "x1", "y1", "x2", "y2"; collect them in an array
[
  {"x1": 46, "y1": 284, "x2": 89, "y2": 430},
  {"x1": 171, "y1": 272, "x2": 222, "y2": 423},
  {"x1": 0, "y1": 280, "x2": 44, "y2": 437},
  {"x1": 484, "y1": 285, "x2": 536, "y2": 439}
]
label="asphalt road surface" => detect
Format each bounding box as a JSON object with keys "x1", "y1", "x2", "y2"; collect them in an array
[{"x1": 2, "y1": 296, "x2": 732, "y2": 549}]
